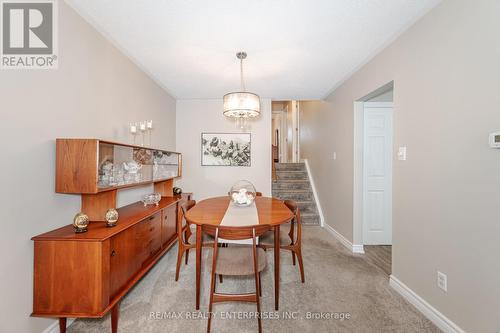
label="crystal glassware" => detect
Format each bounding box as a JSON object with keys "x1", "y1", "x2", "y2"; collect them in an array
[
  {"x1": 141, "y1": 193, "x2": 161, "y2": 207},
  {"x1": 229, "y1": 180, "x2": 257, "y2": 206}
]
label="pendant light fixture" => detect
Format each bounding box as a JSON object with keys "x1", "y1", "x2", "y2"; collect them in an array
[{"x1": 223, "y1": 52, "x2": 261, "y2": 120}]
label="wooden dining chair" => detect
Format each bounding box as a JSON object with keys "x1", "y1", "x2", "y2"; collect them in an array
[
  {"x1": 259, "y1": 200, "x2": 305, "y2": 283},
  {"x1": 202, "y1": 224, "x2": 271, "y2": 333},
  {"x1": 175, "y1": 200, "x2": 213, "y2": 281}
]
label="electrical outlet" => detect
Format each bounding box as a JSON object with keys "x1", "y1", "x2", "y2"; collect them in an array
[{"x1": 437, "y1": 271, "x2": 447, "y2": 292}]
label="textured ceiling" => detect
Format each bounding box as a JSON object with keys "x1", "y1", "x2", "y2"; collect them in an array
[{"x1": 66, "y1": 0, "x2": 440, "y2": 99}]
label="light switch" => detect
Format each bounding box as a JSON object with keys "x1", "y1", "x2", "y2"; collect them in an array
[
  {"x1": 333, "y1": 152, "x2": 337, "y2": 160},
  {"x1": 398, "y1": 146, "x2": 407, "y2": 161}
]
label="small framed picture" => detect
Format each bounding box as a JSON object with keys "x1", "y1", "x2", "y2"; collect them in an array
[{"x1": 201, "y1": 133, "x2": 251, "y2": 166}]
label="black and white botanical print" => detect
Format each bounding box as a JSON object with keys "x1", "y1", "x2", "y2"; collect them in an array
[{"x1": 201, "y1": 133, "x2": 251, "y2": 166}]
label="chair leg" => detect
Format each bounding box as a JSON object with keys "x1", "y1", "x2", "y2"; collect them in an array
[
  {"x1": 207, "y1": 273, "x2": 215, "y2": 333},
  {"x1": 207, "y1": 298, "x2": 213, "y2": 333},
  {"x1": 258, "y1": 272, "x2": 262, "y2": 296},
  {"x1": 185, "y1": 227, "x2": 192, "y2": 244},
  {"x1": 291, "y1": 251, "x2": 296, "y2": 266},
  {"x1": 296, "y1": 248, "x2": 305, "y2": 283},
  {"x1": 254, "y1": 271, "x2": 262, "y2": 333},
  {"x1": 288, "y1": 221, "x2": 295, "y2": 244},
  {"x1": 208, "y1": 234, "x2": 219, "y2": 333},
  {"x1": 175, "y1": 245, "x2": 184, "y2": 281},
  {"x1": 185, "y1": 248, "x2": 190, "y2": 265},
  {"x1": 256, "y1": 279, "x2": 262, "y2": 333}
]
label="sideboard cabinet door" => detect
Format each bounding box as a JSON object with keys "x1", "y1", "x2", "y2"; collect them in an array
[
  {"x1": 33, "y1": 240, "x2": 107, "y2": 315},
  {"x1": 109, "y1": 225, "x2": 141, "y2": 299},
  {"x1": 162, "y1": 204, "x2": 177, "y2": 247}
]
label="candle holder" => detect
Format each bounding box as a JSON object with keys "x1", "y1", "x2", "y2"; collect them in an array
[
  {"x1": 146, "y1": 120, "x2": 153, "y2": 146},
  {"x1": 139, "y1": 121, "x2": 147, "y2": 147},
  {"x1": 129, "y1": 123, "x2": 138, "y2": 144}
]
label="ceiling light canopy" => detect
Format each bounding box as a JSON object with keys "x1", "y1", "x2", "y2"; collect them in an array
[{"x1": 223, "y1": 52, "x2": 260, "y2": 119}]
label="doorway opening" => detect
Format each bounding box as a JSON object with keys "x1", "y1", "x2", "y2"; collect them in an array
[
  {"x1": 272, "y1": 100, "x2": 300, "y2": 163},
  {"x1": 271, "y1": 100, "x2": 322, "y2": 226},
  {"x1": 353, "y1": 82, "x2": 394, "y2": 275}
]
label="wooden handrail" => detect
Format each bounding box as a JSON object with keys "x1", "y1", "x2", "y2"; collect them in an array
[{"x1": 272, "y1": 145, "x2": 277, "y2": 182}]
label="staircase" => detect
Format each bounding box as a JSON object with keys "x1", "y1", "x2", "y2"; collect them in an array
[{"x1": 272, "y1": 163, "x2": 321, "y2": 225}]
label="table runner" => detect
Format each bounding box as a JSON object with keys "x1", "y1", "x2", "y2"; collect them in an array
[
  {"x1": 220, "y1": 201, "x2": 259, "y2": 226},
  {"x1": 219, "y1": 201, "x2": 259, "y2": 244}
]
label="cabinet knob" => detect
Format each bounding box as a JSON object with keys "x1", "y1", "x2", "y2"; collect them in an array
[{"x1": 111, "y1": 250, "x2": 116, "y2": 257}]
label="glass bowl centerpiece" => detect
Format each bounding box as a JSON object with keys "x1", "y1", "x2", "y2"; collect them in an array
[
  {"x1": 229, "y1": 180, "x2": 257, "y2": 207},
  {"x1": 141, "y1": 193, "x2": 161, "y2": 207}
]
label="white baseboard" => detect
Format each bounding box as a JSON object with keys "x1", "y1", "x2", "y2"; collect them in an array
[
  {"x1": 389, "y1": 275, "x2": 465, "y2": 333},
  {"x1": 42, "y1": 319, "x2": 75, "y2": 333},
  {"x1": 303, "y1": 159, "x2": 325, "y2": 227},
  {"x1": 323, "y1": 223, "x2": 365, "y2": 254},
  {"x1": 352, "y1": 244, "x2": 365, "y2": 254}
]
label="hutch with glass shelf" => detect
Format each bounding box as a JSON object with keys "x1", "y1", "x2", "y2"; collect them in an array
[{"x1": 32, "y1": 138, "x2": 188, "y2": 333}]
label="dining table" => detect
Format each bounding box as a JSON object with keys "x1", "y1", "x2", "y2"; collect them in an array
[{"x1": 185, "y1": 196, "x2": 294, "y2": 311}]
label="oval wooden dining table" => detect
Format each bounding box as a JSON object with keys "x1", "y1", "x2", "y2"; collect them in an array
[{"x1": 185, "y1": 196, "x2": 294, "y2": 311}]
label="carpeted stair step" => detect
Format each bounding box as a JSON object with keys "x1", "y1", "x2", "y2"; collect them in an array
[
  {"x1": 273, "y1": 162, "x2": 320, "y2": 226},
  {"x1": 272, "y1": 179, "x2": 311, "y2": 191},
  {"x1": 276, "y1": 170, "x2": 308, "y2": 180},
  {"x1": 275, "y1": 163, "x2": 306, "y2": 171},
  {"x1": 272, "y1": 189, "x2": 314, "y2": 201}
]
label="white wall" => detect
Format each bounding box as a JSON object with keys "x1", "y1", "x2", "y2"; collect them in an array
[
  {"x1": 0, "y1": 2, "x2": 176, "y2": 333},
  {"x1": 300, "y1": 0, "x2": 500, "y2": 331},
  {"x1": 176, "y1": 99, "x2": 272, "y2": 199}
]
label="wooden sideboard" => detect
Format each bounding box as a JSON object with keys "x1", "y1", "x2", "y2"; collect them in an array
[
  {"x1": 32, "y1": 139, "x2": 188, "y2": 333},
  {"x1": 32, "y1": 195, "x2": 190, "y2": 333}
]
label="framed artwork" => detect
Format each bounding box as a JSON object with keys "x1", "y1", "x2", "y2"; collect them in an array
[{"x1": 201, "y1": 133, "x2": 251, "y2": 166}]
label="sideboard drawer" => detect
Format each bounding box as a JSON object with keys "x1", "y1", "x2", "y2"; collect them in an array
[{"x1": 137, "y1": 212, "x2": 162, "y2": 264}]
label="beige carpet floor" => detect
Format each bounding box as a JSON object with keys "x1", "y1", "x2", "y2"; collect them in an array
[
  {"x1": 364, "y1": 245, "x2": 392, "y2": 276},
  {"x1": 68, "y1": 226, "x2": 439, "y2": 333}
]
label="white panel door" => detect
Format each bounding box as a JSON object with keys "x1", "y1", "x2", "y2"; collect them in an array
[{"x1": 363, "y1": 103, "x2": 393, "y2": 245}]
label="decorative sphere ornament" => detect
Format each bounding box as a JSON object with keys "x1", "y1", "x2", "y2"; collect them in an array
[
  {"x1": 73, "y1": 212, "x2": 89, "y2": 233},
  {"x1": 173, "y1": 187, "x2": 182, "y2": 195},
  {"x1": 105, "y1": 208, "x2": 119, "y2": 227},
  {"x1": 229, "y1": 180, "x2": 256, "y2": 207}
]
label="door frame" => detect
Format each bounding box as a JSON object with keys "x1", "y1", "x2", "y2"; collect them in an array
[
  {"x1": 290, "y1": 100, "x2": 299, "y2": 162},
  {"x1": 295, "y1": 101, "x2": 301, "y2": 162},
  {"x1": 272, "y1": 109, "x2": 288, "y2": 163},
  {"x1": 353, "y1": 101, "x2": 394, "y2": 251}
]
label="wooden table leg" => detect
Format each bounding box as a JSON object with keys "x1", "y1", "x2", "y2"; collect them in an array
[
  {"x1": 274, "y1": 225, "x2": 280, "y2": 310},
  {"x1": 196, "y1": 224, "x2": 202, "y2": 310},
  {"x1": 111, "y1": 302, "x2": 120, "y2": 333},
  {"x1": 58, "y1": 318, "x2": 66, "y2": 333}
]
